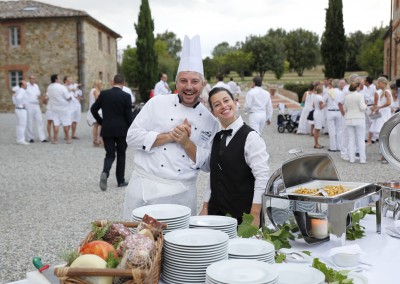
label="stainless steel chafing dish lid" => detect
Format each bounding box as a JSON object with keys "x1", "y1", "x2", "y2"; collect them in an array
[
  {"x1": 281, "y1": 153, "x2": 340, "y2": 188},
  {"x1": 380, "y1": 112, "x2": 400, "y2": 172}
]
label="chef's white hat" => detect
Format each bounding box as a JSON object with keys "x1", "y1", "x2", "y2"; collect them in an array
[{"x1": 177, "y1": 35, "x2": 203, "y2": 76}]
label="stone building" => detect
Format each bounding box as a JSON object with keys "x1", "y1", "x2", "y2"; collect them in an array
[
  {"x1": 384, "y1": 0, "x2": 400, "y2": 80},
  {"x1": 0, "y1": 0, "x2": 121, "y2": 112}
]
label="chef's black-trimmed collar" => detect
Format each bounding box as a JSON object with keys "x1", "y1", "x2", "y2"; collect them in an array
[{"x1": 177, "y1": 94, "x2": 200, "y2": 108}]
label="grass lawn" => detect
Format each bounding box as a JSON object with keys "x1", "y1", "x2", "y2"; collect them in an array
[{"x1": 215, "y1": 66, "x2": 368, "y2": 86}]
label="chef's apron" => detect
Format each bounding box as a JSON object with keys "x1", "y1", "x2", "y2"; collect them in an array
[{"x1": 122, "y1": 167, "x2": 197, "y2": 220}]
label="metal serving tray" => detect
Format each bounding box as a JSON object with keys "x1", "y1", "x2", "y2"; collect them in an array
[{"x1": 285, "y1": 180, "x2": 371, "y2": 199}]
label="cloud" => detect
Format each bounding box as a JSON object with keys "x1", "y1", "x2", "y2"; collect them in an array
[{"x1": 35, "y1": 0, "x2": 390, "y2": 57}]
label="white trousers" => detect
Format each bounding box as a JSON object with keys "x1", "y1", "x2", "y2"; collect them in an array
[
  {"x1": 327, "y1": 111, "x2": 342, "y2": 151},
  {"x1": 26, "y1": 103, "x2": 45, "y2": 141},
  {"x1": 123, "y1": 168, "x2": 197, "y2": 220},
  {"x1": 249, "y1": 112, "x2": 266, "y2": 134},
  {"x1": 15, "y1": 109, "x2": 27, "y2": 143},
  {"x1": 346, "y1": 119, "x2": 366, "y2": 163},
  {"x1": 340, "y1": 117, "x2": 348, "y2": 158}
]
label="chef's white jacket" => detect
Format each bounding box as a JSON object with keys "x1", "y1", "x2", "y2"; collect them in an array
[{"x1": 126, "y1": 94, "x2": 219, "y2": 181}]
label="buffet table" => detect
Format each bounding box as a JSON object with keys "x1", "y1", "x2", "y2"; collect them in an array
[{"x1": 9, "y1": 214, "x2": 399, "y2": 284}]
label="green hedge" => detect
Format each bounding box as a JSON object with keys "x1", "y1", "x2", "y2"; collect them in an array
[{"x1": 284, "y1": 83, "x2": 310, "y2": 103}]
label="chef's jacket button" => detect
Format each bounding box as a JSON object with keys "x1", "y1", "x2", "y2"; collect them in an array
[
  {"x1": 171, "y1": 118, "x2": 173, "y2": 121},
  {"x1": 161, "y1": 165, "x2": 164, "y2": 167},
  {"x1": 199, "y1": 113, "x2": 202, "y2": 116},
  {"x1": 182, "y1": 155, "x2": 185, "y2": 158},
  {"x1": 174, "y1": 104, "x2": 177, "y2": 107},
  {"x1": 164, "y1": 148, "x2": 167, "y2": 150},
  {"x1": 142, "y1": 146, "x2": 146, "y2": 150},
  {"x1": 196, "y1": 167, "x2": 200, "y2": 170},
  {"x1": 178, "y1": 169, "x2": 181, "y2": 172},
  {"x1": 194, "y1": 127, "x2": 197, "y2": 130}
]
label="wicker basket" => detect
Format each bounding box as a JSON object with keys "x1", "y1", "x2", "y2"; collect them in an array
[{"x1": 55, "y1": 220, "x2": 163, "y2": 284}]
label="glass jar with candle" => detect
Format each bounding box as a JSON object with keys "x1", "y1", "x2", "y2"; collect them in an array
[{"x1": 308, "y1": 213, "x2": 328, "y2": 239}]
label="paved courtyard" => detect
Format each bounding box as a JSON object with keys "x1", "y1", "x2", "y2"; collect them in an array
[{"x1": 0, "y1": 104, "x2": 398, "y2": 282}]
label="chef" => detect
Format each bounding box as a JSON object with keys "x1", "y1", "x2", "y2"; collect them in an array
[
  {"x1": 123, "y1": 35, "x2": 219, "y2": 219},
  {"x1": 199, "y1": 87, "x2": 270, "y2": 227}
]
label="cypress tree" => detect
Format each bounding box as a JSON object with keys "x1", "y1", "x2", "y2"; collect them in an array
[
  {"x1": 134, "y1": 0, "x2": 158, "y2": 102},
  {"x1": 321, "y1": 0, "x2": 346, "y2": 78}
]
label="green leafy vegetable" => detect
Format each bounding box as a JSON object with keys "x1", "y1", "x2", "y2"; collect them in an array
[
  {"x1": 346, "y1": 207, "x2": 374, "y2": 240},
  {"x1": 106, "y1": 251, "x2": 121, "y2": 268},
  {"x1": 237, "y1": 213, "x2": 259, "y2": 238},
  {"x1": 263, "y1": 223, "x2": 295, "y2": 251},
  {"x1": 91, "y1": 222, "x2": 111, "y2": 240},
  {"x1": 59, "y1": 250, "x2": 80, "y2": 266},
  {"x1": 302, "y1": 250, "x2": 312, "y2": 256},
  {"x1": 312, "y1": 258, "x2": 353, "y2": 284},
  {"x1": 275, "y1": 253, "x2": 286, "y2": 263}
]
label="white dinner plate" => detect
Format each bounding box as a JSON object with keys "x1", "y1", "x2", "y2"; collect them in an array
[
  {"x1": 164, "y1": 240, "x2": 228, "y2": 252},
  {"x1": 189, "y1": 215, "x2": 238, "y2": 227},
  {"x1": 273, "y1": 263, "x2": 325, "y2": 284},
  {"x1": 162, "y1": 273, "x2": 205, "y2": 284},
  {"x1": 164, "y1": 245, "x2": 228, "y2": 256},
  {"x1": 163, "y1": 254, "x2": 228, "y2": 266},
  {"x1": 131, "y1": 204, "x2": 191, "y2": 220},
  {"x1": 207, "y1": 259, "x2": 278, "y2": 283},
  {"x1": 228, "y1": 238, "x2": 275, "y2": 256},
  {"x1": 164, "y1": 228, "x2": 229, "y2": 247}
]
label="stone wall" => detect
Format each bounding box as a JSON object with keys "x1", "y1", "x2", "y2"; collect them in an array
[
  {"x1": 0, "y1": 17, "x2": 118, "y2": 112},
  {"x1": 80, "y1": 20, "x2": 118, "y2": 111}
]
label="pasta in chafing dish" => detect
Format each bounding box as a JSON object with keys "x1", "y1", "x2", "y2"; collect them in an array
[
  {"x1": 293, "y1": 188, "x2": 318, "y2": 195},
  {"x1": 323, "y1": 185, "x2": 346, "y2": 196},
  {"x1": 293, "y1": 185, "x2": 347, "y2": 196}
]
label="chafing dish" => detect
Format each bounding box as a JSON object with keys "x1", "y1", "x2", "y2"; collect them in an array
[
  {"x1": 262, "y1": 153, "x2": 382, "y2": 246},
  {"x1": 379, "y1": 112, "x2": 400, "y2": 219}
]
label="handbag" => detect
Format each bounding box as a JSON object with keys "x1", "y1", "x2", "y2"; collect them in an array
[
  {"x1": 369, "y1": 111, "x2": 382, "y2": 120},
  {"x1": 307, "y1": 109, "x2": 314, "y2": 121}
]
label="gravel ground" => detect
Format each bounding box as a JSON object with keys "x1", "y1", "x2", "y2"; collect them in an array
[{"x1": 0, "y1": 101, "x2": 398, "y2": 283}]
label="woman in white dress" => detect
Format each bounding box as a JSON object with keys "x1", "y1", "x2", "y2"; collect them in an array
[
  {"x1": 297, "y1": 84, "x2": 315, "y2": 134},
  {"x1": 86, "y1": 80, "x2": 103, "y2": 146},
  {"x1": 390, "y1": 83, "x2": 399, "y2": 114},
  {"x1": 367, "y1": 77, "x2": 392, "y2": 163},
  {"x1": 313, "y1": 84, "x2": 325, "y2": 149},
  {"x1": 343, "y1": 77, "x2": 367, "y2": 163}
]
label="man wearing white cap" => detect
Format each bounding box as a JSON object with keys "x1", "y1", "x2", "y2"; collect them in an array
[{"x1": 123, "y1": 35, "x2": 219, "y2": 219}]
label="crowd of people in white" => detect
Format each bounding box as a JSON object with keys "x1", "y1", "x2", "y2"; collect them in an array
[
  {"x1": 11, "y1": 74, "x2": 136, "y2": 146},
  {"x1": 296, "y1": 75, "x2": 400, "y2": 164}
]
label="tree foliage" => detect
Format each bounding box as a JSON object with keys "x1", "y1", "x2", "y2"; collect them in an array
[
  {"x1": 120, "y1": 45, "x2": 137, "y2": 87},
  {"x1": 156, "y1": 30, "x2": 181, "y2": 59},
  {"x1": 285, "y1": 28, "x2": 320, "y2": 76},
  {"x1": 212, "y1": 42, "x2": 236, "y2": 57},
  {"x1": 359, "y1": 39, "x2": 384, "y2": 79},
  {"x1": 224, "y1": 50, "x2": 253, "y2": 80},
  {"x1": 321, "y1": 0, "x2": 346, "y2": 78},
  {"x1": 346, "y1": 31, "x2": 366, "y2": 71},
  {"x1": 134, "y1": 0, "x2": 158, "y2": 102},
  {"x1": 243, "y1": 35, "x2": 286, "y2": 79},
  {"x1": 154, "y1": 39, "x2": 177, "y2": 84}
]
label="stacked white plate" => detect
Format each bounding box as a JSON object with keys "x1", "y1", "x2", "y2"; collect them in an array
[
  {"x1": 131, "y1": 204, "x2": 190, "y2": 234},
  {"x1": 228, "y1": 238, "x2": 275, "y2": 263},
  {"x1": 162, "y1": 228, "x2": 229, "y2": 284},
  {"x1": 189, "y1": 215, "x2": 238, "y2": 239},
  {"x1": 273, "y1": 263, "x2": 325, "y2": 284},
  {"x1": 206, "y1": 259, "x2": 279, "y2": 284}
]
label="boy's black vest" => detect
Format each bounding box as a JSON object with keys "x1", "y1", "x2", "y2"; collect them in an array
[{"x1": 209, "y1": 124, "x2": 255, "y2": 223}]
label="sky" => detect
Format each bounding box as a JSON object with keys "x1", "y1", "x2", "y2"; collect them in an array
[{"x1": 29, "y1": 0, "x2": 391, "y2": 58}]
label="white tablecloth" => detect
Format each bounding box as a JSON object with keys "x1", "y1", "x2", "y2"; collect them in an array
[{"x1": 9, "y1": 215, "x2": 400, "y2": 284}]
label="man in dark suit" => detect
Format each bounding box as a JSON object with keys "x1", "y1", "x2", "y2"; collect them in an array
[{"x1": 91, "y1": 74, "x2": 133, "y2": 191}]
